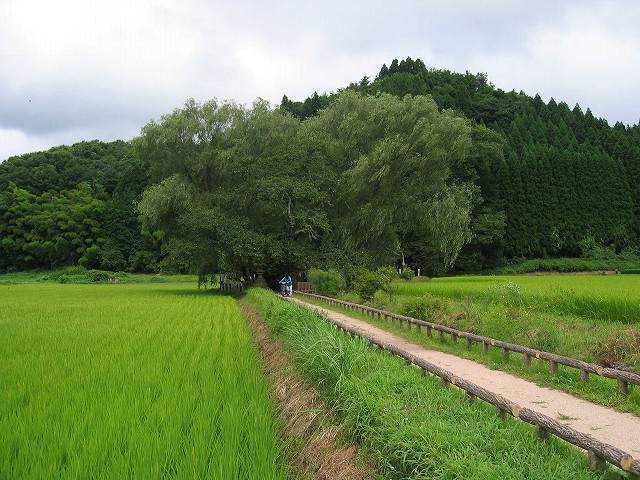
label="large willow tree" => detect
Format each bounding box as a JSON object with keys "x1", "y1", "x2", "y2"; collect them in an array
[{"x1": 136, "y1": 91, "x2": 477, "y2": 278}]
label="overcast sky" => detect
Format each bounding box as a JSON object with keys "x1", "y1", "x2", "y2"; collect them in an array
[{"x1": 1, "y1": 0, "x2": 639, "y2": 162}]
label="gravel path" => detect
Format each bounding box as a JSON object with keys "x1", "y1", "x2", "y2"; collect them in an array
[{"x1": 290, "y1": 298, "x2": 640, "y2": 457}]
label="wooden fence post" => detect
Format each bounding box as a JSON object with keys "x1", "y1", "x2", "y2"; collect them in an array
[
  {"x1": 588, "y1": 451, "x2": 606, "y2": 471},
  {"x1": 537, "y1": 425, "x2": 550, "y2": 442},
  {"x1": 618, "y1": 379, "x2": 629, "y2": 395}
]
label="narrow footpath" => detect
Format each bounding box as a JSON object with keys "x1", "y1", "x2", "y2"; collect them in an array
[{"x1": 289, "y1": 297, "x2": 640, "y2": 458}]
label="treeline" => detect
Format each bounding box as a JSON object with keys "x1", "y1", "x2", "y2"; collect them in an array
[
  {"x1": 2, "y1": 58, "x2": 639, "y2": 275},
  {"x1": 0, "y1": 141, "x2": 160, "y2": 272},
  {"x1": 283, "y1": 57, "x2": 640, "y2": 270},
  {"x1": 135, "y1": 93, "x2": 477, "y2": 281}
]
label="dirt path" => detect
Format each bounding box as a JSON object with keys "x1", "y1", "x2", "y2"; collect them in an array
[{"x1": 290, "y1": 298, "x2": 640, "y2": 457}]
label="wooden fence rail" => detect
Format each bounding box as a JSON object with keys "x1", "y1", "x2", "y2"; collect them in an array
[
  {"x1": 290, "y1": 296, "x2": 640, "y2": 476},
  {"x1": 294, "y1": 292, "x2": 640, "y2": 395},
  {"x1": 220, "y1": 281, "x2": 245, "y2": 293}
]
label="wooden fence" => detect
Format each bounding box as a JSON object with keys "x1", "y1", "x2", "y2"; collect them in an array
[
  {"x1": 290, "y1": 294, "x2": 640, "y2": 476},
  {"x1": 220, "y1": 280, "x2": 245, "y2": 293},
  {"x1": 294, "y1": 292, "x2": 640, "y2": 395},
  {"x1": 295, "y1": 281, "x2": 315, "y2": 293}
]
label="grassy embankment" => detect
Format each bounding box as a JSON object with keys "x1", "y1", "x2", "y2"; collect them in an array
[
  {"x1": 300, "y1": 275, "x2": 640, "y2": 415},
  {"x1": 247, "y1": 288, "x2": 624, "y2": 480},
  {"x1": 0, "y1": 283, "x2": 286, "y2": 479}
]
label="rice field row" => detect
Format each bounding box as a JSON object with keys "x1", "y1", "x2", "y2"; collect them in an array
[
  {"x1": 0, "y1": 284, "x2": 287, "y2": 479},
  {"x1": 394, "y1": 275, "x2": 640, "y2": 324}
]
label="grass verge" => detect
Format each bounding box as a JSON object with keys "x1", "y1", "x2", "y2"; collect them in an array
[
  {"x1": 296, "y1": 294, "x2": 640, "y2": 417},
  {"x1": 240, "y1": 299, "x2": 374, "y2": 480},
  {"x1": 248, "y1": 288, "x2": 625, "y2": 480}
]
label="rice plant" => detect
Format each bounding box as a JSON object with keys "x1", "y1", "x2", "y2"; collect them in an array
[
  {"x1": 0, "y1": 284, "x2": 287, "y2": 479},
  {"x1": 394, "y1": 275, "x2": 640, "y2": 324}
]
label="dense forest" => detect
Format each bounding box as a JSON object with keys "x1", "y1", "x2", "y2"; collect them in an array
[
  {"x1": 1, "y1": 57, "x2": 639, "y2": 276},
  {"x1": 0, "y1": 141, "x2": 160, "y2": 272},
  {"x1": 283, "y1": 57, "x2": 640, "y2": 271}
]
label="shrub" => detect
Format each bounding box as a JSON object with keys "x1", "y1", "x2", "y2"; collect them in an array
[
  {"x1": 350, "y1": 267, "x2": 394, "y2": 300},
  {"x1": 307, "y1": 268, "x2": 346, "y2": 297},
  {"x1": 47, "y1": 266, "x2": 87, "y2": 281},
  {"x1": 369, "y1": 289, "x2": 397, "y2": 310},
  {"x1": 337, "y1": 291, "x2": 362, "y2": 304},
  {"x1": 53, "y1": 268, "x2": 116, "y2": 284},
  {"x1": 399, "y1": 293, "x2": 451, "y2": 322},
  {"x1": 99, "y1": 243, "x2": 126, "y2": 271},
  {"x1": 87, "y1": 270, "x2": 112, "y2": 282},
  {"x1": 399, "y1": 267, "x2": 415, "y2": 281}
]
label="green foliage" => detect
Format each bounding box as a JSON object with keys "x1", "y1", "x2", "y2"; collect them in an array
[
  {"x1": 0, "y1": 182, "x2": 106, "y2": 270},
  {"x1": 369, "y1": 289, "x2": 398, "y2": 310},
  {"x1": 399, "y1": 293, "x2": 451, "y2": 322},
  {"x1": 57, "y1": 269, "x2": 113, "y2": 284},
  {"x1": 348, "y1": 57, "x2": 640, "y2": 269},
  {"x1": 492, "y1": 255, "x2": 639, "y2": 275},
  {"x1": 136, "y1": 93, "x2": 474, "y2": 279},
  {"x1": 0, "y1": 140, "x2": 160, "y2": 273},
  {"x1": 481, "y1": 281, "x2": 525, "y2": 309},
  {"x1": 98, "y1": 241, "x2": 127, "y2": 271},
  {"x1": 394, "y1": 275, "x2": 640, "y2": 371},
  {"x1": 248, "y1": 287, "x2": 614, "y2": 479},
  {"x1": 1, "y1": 285, "x2": 287, "y2": 479},
  {"x1": 46, "y1": 265, "x2": 88, "y2": 281},
  {"x1": 307, "y1": 268, "x2": 345, "y2": 296},
  {"x1": 4, "y1": 58, "x2": 640, "y2": 276},
  {"x1": 350, "y1": 267, "x2": 395, "y2": 300},
  {"x1": 399, "y1": 266, "x2": 415, "y2": 280},
  {"x1": 45, "y1": 266, "x2": 132, "y2": 284}
]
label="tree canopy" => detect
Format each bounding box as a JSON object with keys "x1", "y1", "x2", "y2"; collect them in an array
[
  {"x1": 135, "y1": 91, "x2": 477, "y2": 279},
  {"x1": 2, "y1": 57, "x2": 639, "y2": 276},
  {"x1": 0, "y1": 140, "x2": 160, "y2": 272}
]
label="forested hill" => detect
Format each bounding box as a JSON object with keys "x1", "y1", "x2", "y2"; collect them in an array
[
  {"x1": 0, "y1": 141, "x2": 161, "y2": 272},
  {"x1": 283, "y1": 57, "x2": 640, "y2": 270},
  {"x1": 1, "y1": 58, "x2": 639, "y2": 274}
]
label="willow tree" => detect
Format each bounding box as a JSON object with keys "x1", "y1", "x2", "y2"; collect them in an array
[
  {"x1": 135, "y1": 98, "x2": 330, "y2": 279},
  {"x1": 136, "y1": 92, "x2": 476, "y2": 278},
  {"x1": 306, "y1": 91, "x2": 474, "y2": 273}
]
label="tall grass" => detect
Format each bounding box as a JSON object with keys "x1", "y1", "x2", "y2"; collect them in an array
[
  {"x1": 0, "y1": 269, "x2": 198, "y2": 285},
  {"x1": 393, "y1": 276, "x2": 640, "y2": 373},
  {"x1": 248, "y1": 288, "x2": 621, "y2": 480},
  {"x1": 0, "y1": 284, "x2": 286, "y2": 479},
  {"x1": 395, "y1": 275, "x2": 640, "y2": 324}
]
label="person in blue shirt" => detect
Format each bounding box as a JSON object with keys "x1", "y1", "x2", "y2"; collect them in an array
[{"x1": 279, "y1": 274, "x2": 293, "y2": 296}]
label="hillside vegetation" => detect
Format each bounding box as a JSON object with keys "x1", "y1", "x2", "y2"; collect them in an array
[{"x1": 2, "y1": 57, "x2": 639, "y2": 278}]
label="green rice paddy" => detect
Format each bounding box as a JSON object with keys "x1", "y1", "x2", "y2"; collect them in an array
[
  {"x1": 0, "y1": 283, "x2": 286, "y2": 479},
  {"x1": 394, "y1": 275, "x2": 640, "y2": 324}
]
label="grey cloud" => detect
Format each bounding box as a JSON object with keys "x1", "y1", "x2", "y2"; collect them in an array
[{"x1": 0, "y1": 0, "x2": 638, "y2": 162}]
